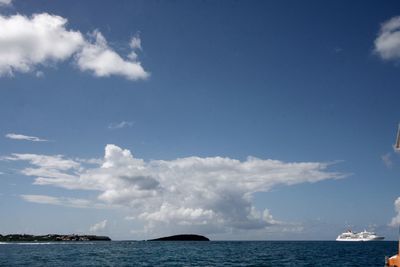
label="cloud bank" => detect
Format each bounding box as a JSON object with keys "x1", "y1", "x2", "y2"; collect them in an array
[
  {"x1": 0, "y1": 13, "x2": 149, "y2": 80},
  {"x1": 5, "y1": 133, "x2": 48, "y2": 142},
  {"x1": 8, "y1": 144, "x2": 344, "y2": 234},
  {"x1": 375, "y1": 16, "x2": 400, "y2": 61}
]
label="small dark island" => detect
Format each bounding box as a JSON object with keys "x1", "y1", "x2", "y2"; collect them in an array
[
  {"x1": 0, "y1": 234, "x2": 111, "y2": 242},
  {"x1": 148, "y1": 234, "x2": 210, "y2": 241}
]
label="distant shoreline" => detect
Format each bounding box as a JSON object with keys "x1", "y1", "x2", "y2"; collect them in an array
[{"x1": 0, "y1": 234, "x2": 111, "y2": 242}]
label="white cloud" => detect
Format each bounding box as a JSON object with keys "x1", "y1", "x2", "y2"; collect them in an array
[
  {"x1": 0, "y1": 13, "x2": 149, "y2": 80},
  {"x1": 75, "y1": 157, "x2": 103, "y2": 165},
  {"x1": 374, "y1": 16, "x2": 400, "y2": 60},
  {"x1": 4, "y1": 153, "x2": 84, "y2": 190},
  {"x1": 108, "y1": 121, "x2": 134, "y2": 129},
  {"x1": 76, "y1": 31, "x2": 149, "y2": 80},
  {"x1": 20, "y1": 194, "x2": 103, "y2": 209},
  {"x1": 127, "y1": 35, "x2": 142, "y2": 60},
  {"x1": 0, "y1": 0, "x2": 12, "y2": 6},
  {"x1": 5, "y1": 153, "x2": 80, "y2": 170},
  {"x1": 89, "y1": 219, "x2": 108, "y2": 232},
  {"x1": 5, "y1": 133, "x2": 48, "y2": 142},
  {"x1": 130, "y1": 36, "x2": 142, "y2": 50},
  {"x1": 35, "y1": 71, "x2": 44, "y2": 78},
  {"x1": 0, "y1": 13, "x2": 84, "y2": 76},
  {"x1": 10, "y1": 144, "x2": 344, "y2": 234},
  {"x1": 390, "y1": 197, "x2": 400, "y2": 226}
]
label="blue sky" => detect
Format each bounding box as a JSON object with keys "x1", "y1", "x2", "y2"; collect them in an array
[{"x1": 1, "y1": 0, "x2": 400, "y2": 240}]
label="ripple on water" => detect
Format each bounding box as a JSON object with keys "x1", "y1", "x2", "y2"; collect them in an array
[{"x1": 0, "y1": 241, "x2": 396, "y2": 266}]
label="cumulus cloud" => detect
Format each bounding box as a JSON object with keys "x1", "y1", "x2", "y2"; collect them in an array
[
  {"x1": 390, "y1": 197, "x2": 400, "y2": 226},
  {"x1": 108, "y1": 121, "x2": 134, "y2": 130},
  {"x1": 375, "y1": 16, "x2": 400, "y2": 60},
  {"x1": 0, "y1": 13, "x2": 149, "y2": 80},
  {"x1": 76, "y1": 31, "x2": 149, "y2": 80},
  {"x1": 89, "y1": 219, "x2": 108, "y2": 232},
  {"x1": 0, "y1": 13, "x2": 84, "y2": 76},
  {"x1": 5, "y1": 133, "x2": 48, "y2": 142},
  {"x1": 9, "y1": 144, "x2": 344, "y2": 234}
]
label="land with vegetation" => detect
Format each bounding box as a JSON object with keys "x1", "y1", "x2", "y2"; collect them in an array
[{"x1": 0, "y1": 234, "x2": 111, "y2": 242}]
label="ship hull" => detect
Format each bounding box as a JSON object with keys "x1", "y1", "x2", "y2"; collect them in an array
[{"x1": 336, "y1": 237, "x2": 384, "y2": 242}]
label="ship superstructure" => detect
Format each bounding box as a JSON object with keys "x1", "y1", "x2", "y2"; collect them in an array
[{"x1": 336, "y1": 230, "x2": 384, "y2": 241}]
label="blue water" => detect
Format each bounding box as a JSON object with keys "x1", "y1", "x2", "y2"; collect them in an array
[{"x1": 0, "y1": 241, "x2": 396, "y2": 266}]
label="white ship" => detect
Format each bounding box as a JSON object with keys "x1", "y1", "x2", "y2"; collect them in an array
[{"x1": 336, "y1": 230, "x2": 384, "y2": 241}]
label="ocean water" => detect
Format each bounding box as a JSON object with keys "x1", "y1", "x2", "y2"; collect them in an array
[{"x1": 0, "y1": 241, "x2": 397, "y2": 266}]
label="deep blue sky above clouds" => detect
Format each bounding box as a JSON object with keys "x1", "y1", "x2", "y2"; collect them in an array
[{"x1": 1, "y1": 0, "x2": 400, "y2": 240}]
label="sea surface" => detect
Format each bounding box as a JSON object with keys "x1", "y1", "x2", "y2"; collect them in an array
[{"x1": 0, "y1": 241, "x2": 397, "y2": 266}]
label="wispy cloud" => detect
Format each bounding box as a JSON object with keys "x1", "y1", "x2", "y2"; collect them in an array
[
  {"x1": 35, "y1": 71, "x2": 44, "y2": 78},
  {"x1": 334, "y1": 47, "x2": 343, "y2": 53},
  {"x1": 10, "y1": 144, "x2": 345, "y2": 235},
  {"x1": 390, "y1": 197, "x2": 400, "y2": 226},
  {"x1": 5, "y1": 133, "x2": 48, "y2": 142},
  {"x1": 0, "y1": 13, "x2": 149, "y2": 80},
  {"x1": 89, "y1": 219, "x2": 108, "y2": 232},
  {"x1": 20, "y1": 194, "x2": 109, "y2": 209},
  {"x1": 0, "y1": 0, "x2": 12, "y2": 6},
  {"x1": 130, "y1": 35, "x2": 142, "y2": 50},
  {"x1": 381, "y1": 153, "x2": 393, "y2": 168},
  {"x1": 108, "y1": 121, "x2": 134, "y2": 129},
  {"x1": 4, "y1": 153, "x2": 82, "y2": 189}
]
